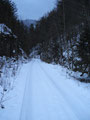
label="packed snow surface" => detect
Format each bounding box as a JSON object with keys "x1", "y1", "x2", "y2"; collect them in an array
[{"x1": 0, "y1": 59, "x2": 90, "y2": 120}]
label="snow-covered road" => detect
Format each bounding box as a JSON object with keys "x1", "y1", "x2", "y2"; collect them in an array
[{"x1": 19, "y1": 59, "x2": 90, "y2": 120}]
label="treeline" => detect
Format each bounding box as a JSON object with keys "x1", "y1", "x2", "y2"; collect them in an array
[
  {"x1": 0, "y1": 0, "x2": 33, "y2": 57},
  {"x1": 0, "y1": 0, "x2": 90, "y2": 77},
  {"x1": 29, "y1": 0, "x2": 90, "y2": 77}
]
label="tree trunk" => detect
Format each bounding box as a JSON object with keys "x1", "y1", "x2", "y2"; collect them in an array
[{"x1": 88, "y1": 64, "x2": 90, "y2": 77}]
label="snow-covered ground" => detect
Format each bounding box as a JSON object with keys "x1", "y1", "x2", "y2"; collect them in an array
[
  {"x1": 0, "y1": 24, "x2": 12, "y2": 35},
  {"x1": 0, "y1": 59, "x2": 90, "y2": 120}
]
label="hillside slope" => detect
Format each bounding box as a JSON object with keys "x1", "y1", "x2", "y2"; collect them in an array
[{"x1": 22, "y1": 19, "x2": 37, "y2": 27}]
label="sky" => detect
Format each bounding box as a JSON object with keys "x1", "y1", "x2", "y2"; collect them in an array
[{"x1": 12, "y1": 0, "x2": 56, "y2": 20}]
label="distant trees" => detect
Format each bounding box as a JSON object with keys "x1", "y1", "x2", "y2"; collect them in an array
[
  {"x1": 0, "y1": 0, "x2": 90, "y2": 77},
  {"x1": 28, "y1": 0, "x2": 90, "y2": 78}
]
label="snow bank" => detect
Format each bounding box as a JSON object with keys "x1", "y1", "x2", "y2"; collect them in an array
[{"x1": 0, "y1": 24, "x2": 12, "y2": 35}]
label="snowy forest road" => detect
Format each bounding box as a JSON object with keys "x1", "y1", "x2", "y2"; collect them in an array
[{"x1": 19, "y1": 59, "x2": 90, "y2": 120}]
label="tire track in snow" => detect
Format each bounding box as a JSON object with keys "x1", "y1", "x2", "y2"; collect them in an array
[
  {"x1": 38, "y1": 61, "x2": 90, "y2": 120},
  {"x1": 19, "y1": 60, "x2": 34, "y2": 120},
  {"x1": 20, "y1": 61, "x2": 77, "y2": 120},
  {"x1": 31, "y1": 62, "x2": 51, "y2": 120},
  {"x1": 35, "y1": 62, "x2": 79, "y2": 120},
  {"x1": 19, "y1": 60, "x2": 90, "y2": 120}
]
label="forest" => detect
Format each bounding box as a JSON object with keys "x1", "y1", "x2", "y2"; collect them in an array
[
  {"x1": 0, "y1": 0, "x2": 90, "y2": 79},
  {"x1": 0, "y1": 0, "x2": 90, "y2": 118},
  {"x1": 29, "y1": 0, "x2": 90, "y2": 78}
]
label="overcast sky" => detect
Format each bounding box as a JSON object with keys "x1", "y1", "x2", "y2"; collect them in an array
[{"x1": 12, "y1": 0, "x2": 56, "y2": 20}]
